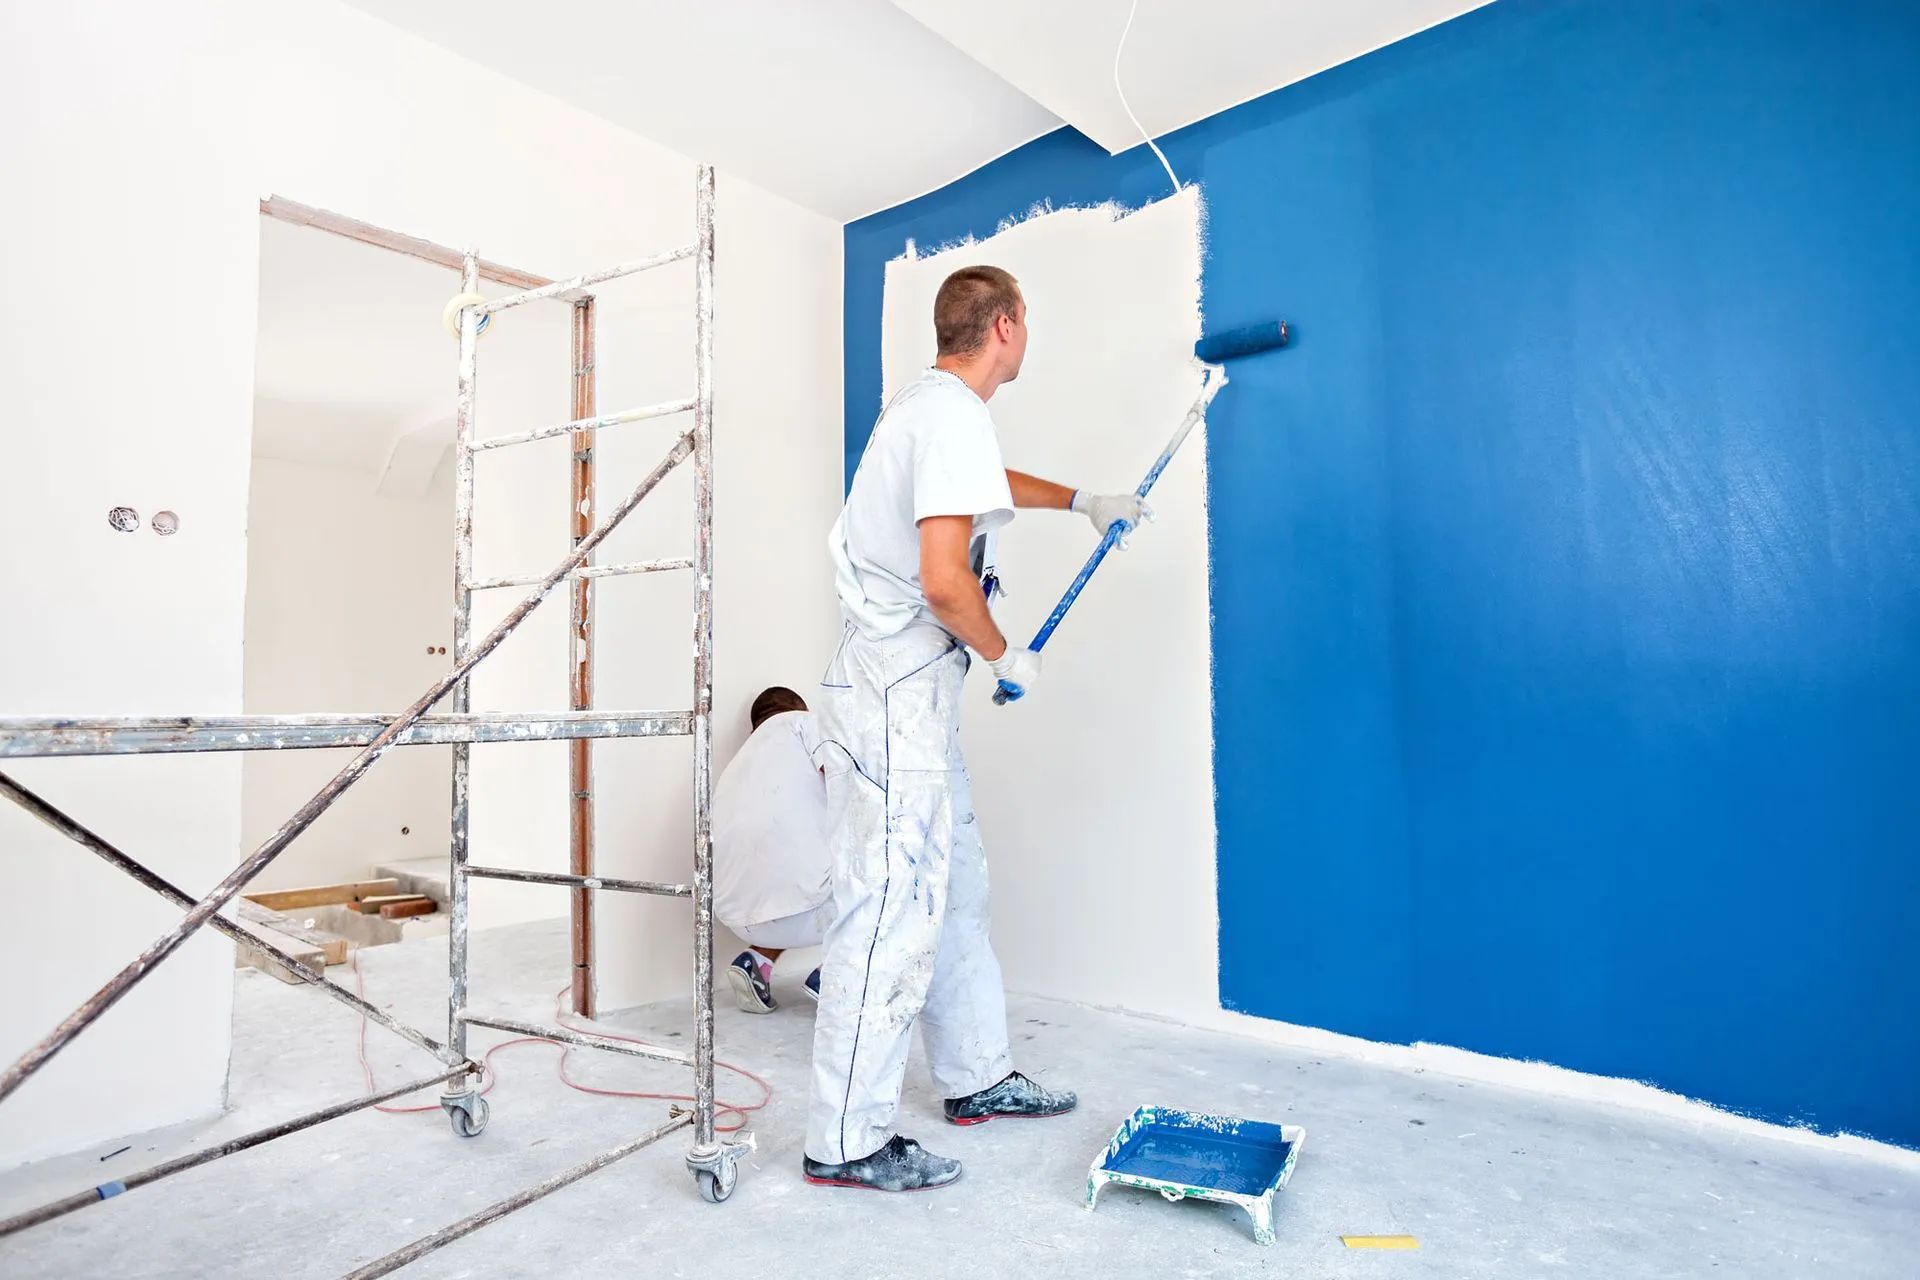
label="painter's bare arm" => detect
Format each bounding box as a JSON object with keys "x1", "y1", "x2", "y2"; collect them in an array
[
  {"x1": 1013, "y1": 469, "x2": 1148, "y2": 540},
  {"x1": 1006, "y1": 469, "x2": 1075, "y2": 510},
  {"x1": 919, "y1": 515, "x2": 1007, "y2": 660}
]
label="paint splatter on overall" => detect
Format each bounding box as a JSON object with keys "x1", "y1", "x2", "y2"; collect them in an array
[{"x1": 805, "y1": 623, "x2": 1014, "y2": 1164}]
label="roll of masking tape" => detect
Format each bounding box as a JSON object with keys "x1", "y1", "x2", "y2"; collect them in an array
[{"x1": 441, "y1": 292, "x2": 491, "y2": 340}]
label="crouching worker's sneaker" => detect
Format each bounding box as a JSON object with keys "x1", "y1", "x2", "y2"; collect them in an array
[
  {"x1": 803, "y1": 1135, "x2": 961, "y2": 1192},
  {"x1": 943, "y1": 1071, "x2": 1077, "y2": 1126},
  {"x1": 724, "y1": 951, "x2": 776, "y2": 1014},
  {"x1": 803, "y1": 967, "x2": 822, "y2": 1003}
]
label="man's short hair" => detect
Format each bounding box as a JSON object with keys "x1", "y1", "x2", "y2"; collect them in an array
[
  {"x1": 749, "y1": 686, "x2": 807, "y2": 731},
  {"x1": 934, "y1": 266, "x2": 1021, "y2": 358}
]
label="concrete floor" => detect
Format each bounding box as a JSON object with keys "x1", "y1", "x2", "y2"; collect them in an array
[{"x1": 1, "y1": 919, "x2": 1913, "y2": 1278}]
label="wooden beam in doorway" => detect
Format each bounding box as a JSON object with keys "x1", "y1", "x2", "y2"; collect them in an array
[{"x1": 259, "y1": 196, "x2": 570, "y2": 297}]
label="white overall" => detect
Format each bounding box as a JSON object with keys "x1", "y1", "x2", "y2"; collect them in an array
[{"x1": 804, "y1": 622, "x2": 1013, "y2": 1164}]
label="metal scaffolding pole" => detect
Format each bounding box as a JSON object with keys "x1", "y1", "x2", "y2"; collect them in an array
[
  {"x1": 467, "y1": 558, "x2": 692, "y2": 592},
  {"x1": 0, "y1": 710, "x2": 691, "y2": 759},
  {"x1": 689, "y1": 163, "x2": 719, "y2": 1154},
  {"x1": 463, "y1": 864, "x2": 691, "y2": 896},
  {"x1": 455, "y1": 1013, "x2": 692, "y2": 1067},
  {"x1": 476, "y1": 243, "x2": 696, "y2": 313},
  {"x1": 466, "y1": 396, "x2": 693, "y2": 453},
  {"x1": 444, "y1": 248, "x2": 482, "y2": 1107},
  {"x1": 0, "y1": 162, "x2": 741, "y2": 1259},
  {"x1": 0, "y1": 1065, "x2": 471, "y2": 1240},
  {"x1": 343, "y1": 1113, "x2": 693, "y2": 1279}
]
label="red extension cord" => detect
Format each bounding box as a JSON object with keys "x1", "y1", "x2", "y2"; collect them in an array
[{"x1": 351, "y1": 954, "x2": 771, "y2": 1133}]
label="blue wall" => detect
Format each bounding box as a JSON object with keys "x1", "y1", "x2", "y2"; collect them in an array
[{"x1": 843, "y1": 0, "x2": 1920, "y2": 1147}]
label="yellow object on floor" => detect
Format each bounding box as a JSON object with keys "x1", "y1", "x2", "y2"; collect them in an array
[{"x1": 1342, "y1": 1234, "x2": 1420, "y2": 1249}]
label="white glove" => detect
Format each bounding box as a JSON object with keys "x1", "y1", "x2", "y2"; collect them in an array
[
  {"x1": 987, "y1": 645, "x2": 1041, "y2": 701},
  {"x1": 1072, "y1": 490, "x2": 1154, "y2": 546}
]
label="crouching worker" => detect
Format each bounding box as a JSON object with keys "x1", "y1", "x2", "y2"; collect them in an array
[{"x1": 714, "y1": 686, "x2": 833, "y2": 1013}]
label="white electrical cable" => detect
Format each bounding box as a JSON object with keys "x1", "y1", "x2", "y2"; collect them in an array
[{"x1": 1115, "y1": 0, "x2": 1181, "y2": 197}]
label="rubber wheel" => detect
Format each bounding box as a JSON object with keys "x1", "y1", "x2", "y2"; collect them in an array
[
  {"x1": 448, "y1": 1095, "x2": 489, "y2": 1139},
  {"x1": 696, "y1": 1165, "x2": 734, "y2": 1204}
]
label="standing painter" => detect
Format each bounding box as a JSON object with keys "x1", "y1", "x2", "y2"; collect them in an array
[{"x1": 803, "y1": 266, "x2": 1150, "y2": 1191}]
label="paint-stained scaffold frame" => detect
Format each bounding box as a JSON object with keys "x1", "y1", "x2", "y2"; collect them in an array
[{"x1": 0, "y1": 165, "x2": 748, "y2": 1271}]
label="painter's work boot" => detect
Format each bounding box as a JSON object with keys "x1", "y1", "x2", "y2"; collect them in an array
[
  {"x1": 723, "y1": 951, "x2": 777, "y2": 1014},
  {"x1": 802, "y1": 1135, "x2": 962, "y2": 1192},
  {"x1": 943, "y1": 1071, "x2": 1078, "y2": 1125}
]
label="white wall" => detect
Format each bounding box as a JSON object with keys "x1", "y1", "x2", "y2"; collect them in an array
[
  {"x1": 0, "y1": 0, "x2": 842, "y2": 1167},
  {"x1": 240, "y1": 454, "x2": 457, "y2": 895},
  {"x1": 879, "y1": 192, "x2": 1219, "y2": 1022}
]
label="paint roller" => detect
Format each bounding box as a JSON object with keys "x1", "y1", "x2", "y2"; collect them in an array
[
  {"x1": 992, "y1": 319, "x2": 1291, "y2": 705},
  {"x1": 1194, "y1": 319, "x2": 1290, "y2": 364}
]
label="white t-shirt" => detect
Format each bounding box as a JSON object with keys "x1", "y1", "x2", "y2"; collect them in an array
[
  {"x1": 712, "y1": 711, "x2": 833, "y2": 929},
  {"x1": 830, "y1": 368, "x2": 1014, "y2": 638}
]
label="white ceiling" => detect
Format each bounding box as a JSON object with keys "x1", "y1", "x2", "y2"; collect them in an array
[
  {"x1": 340, "y1": 0, "x2": 1061, "y2": 222},
  {"x1": 339, "y1": 0, "x2": 1488, "y2": 221},
  {"x1": 890, "y1": 0, "x2": 1493, "y2": 156}
]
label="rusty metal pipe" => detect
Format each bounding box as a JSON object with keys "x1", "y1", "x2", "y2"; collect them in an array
[{"x1": 569, "y1": 295, "x2": 599, "y2": 1018}]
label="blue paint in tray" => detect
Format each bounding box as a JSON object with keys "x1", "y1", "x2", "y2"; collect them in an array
[
  {"x1": 1107, "y1": 1119, "x2": 1293, "y2": 1196},
  {"x1": 1086, "y1": 1106, "x2": 1304, "y2": 1246}
]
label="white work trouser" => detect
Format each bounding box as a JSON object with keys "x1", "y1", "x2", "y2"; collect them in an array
[{"x1": 805, "y1": 622, "x2": 1012, "y2": 1164}]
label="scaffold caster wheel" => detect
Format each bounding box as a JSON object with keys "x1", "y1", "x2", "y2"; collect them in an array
[
  {"x1": 442, "y1": 1093, "x2": 489, "y2": 1139},
  {"x1": 687, "y1": 1133, "x2": 751, "y2": 1203},
  {"x1": 695, "y1": 1162, "x2": 735, "y2": 1204}
]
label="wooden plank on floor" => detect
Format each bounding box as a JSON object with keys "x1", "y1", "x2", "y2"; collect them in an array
[
  {"x1": 245, "y1": 878, "x2": 398, "y2": 911},
  {"x1": 229, "y1": 915, "x2": 325, "y2": 983},
  {"x1": 376, "y1": 897, "x2": 436, "y2": 920},
  {"x1": 358, "y1": 893, "x2": 431, "y2": 913},
  {"x1": 235, "y1": 900, "x2": 351, "y2": 966}
]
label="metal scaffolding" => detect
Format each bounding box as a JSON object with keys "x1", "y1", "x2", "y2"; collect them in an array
[{"x1": 0, "y1": 164, "x2": 748, "y2": 1268}]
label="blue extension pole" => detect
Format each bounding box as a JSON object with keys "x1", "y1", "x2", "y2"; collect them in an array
[
  {"x1": 990, "y1": 369, "x2": 1225, "y2": 704},
  {"x1": 991, "y1": 319, "x2": 1290, "y2": 704}
]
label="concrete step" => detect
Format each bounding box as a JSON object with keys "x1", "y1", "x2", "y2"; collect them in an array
[{"x1": 369, "y1": 856, "x2": 451, "y2": 908}]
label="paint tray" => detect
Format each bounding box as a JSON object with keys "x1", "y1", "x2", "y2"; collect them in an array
[{"x1": 1085, "y1": 1105, "x2": 1304, "y2": 1246}]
